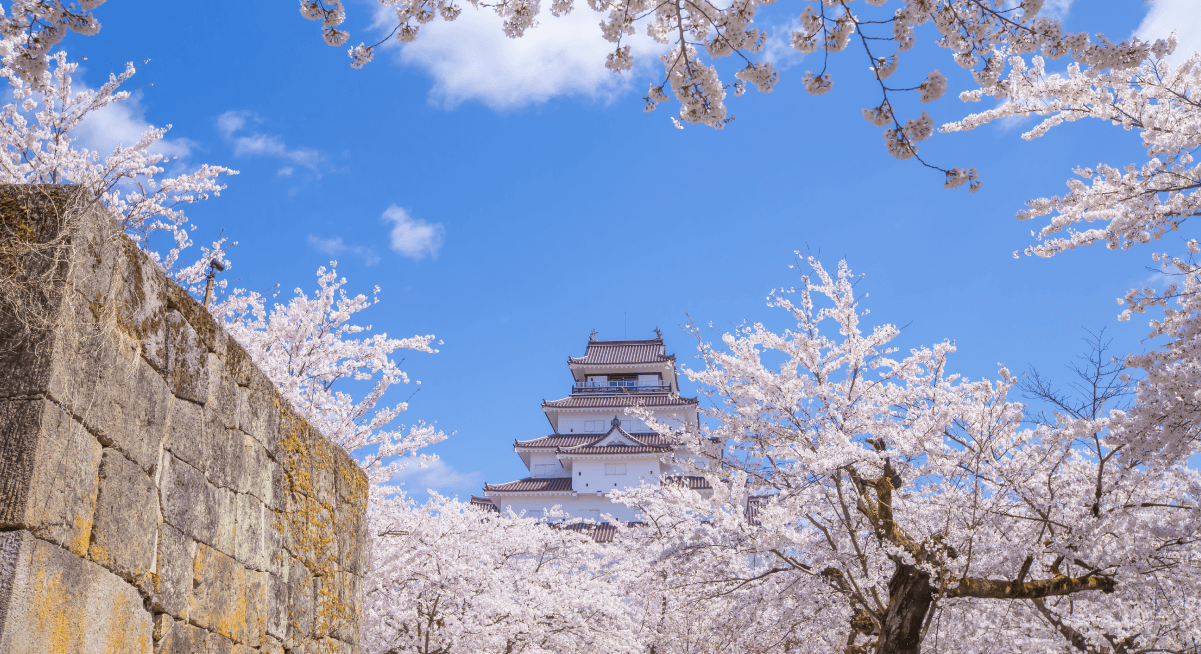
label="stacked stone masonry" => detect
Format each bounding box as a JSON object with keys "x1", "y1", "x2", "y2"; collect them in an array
[{"x1": 0, "y1": 186, "x2": 368, "y2": 653}]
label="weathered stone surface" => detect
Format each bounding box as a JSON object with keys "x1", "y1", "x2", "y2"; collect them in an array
[
  {"x1": 215, "y1": 426, "x2": 249, "y2": 495},
  {"x1": 224, "y1": 340, "x2": 254, "y2": 388},
  {"x1": 166, "y1": 311, "x2": 208, "y2": 404},
  {"x1": 205, "y1": 630, "x2": 234, "y2": 654},
  {"x1": 165, "y1": 397, "x2": 232, "y2": 489},
  {"x1": 244, "y1": 569, "x2": 267, "y2": 647},
  {"x1": 153, "y1": 615, "x2": 207, "y2": 654},
  {"x1": 89, "y1": 448, "x2": 161, "y2": 592},
  {"x1": 207, "y1": 354, "x2": 238, "y2": 431},
  {"x1": 260, "y1": 635, "x2": 285, "y2": 654},
  {"x1": 43, "y1": 299, "x2": 171, "y2": 473},
  {"x1": 233, "y1": 492, "x2": 266, "y2": 572},
  {"x1": 239, "y1": 375, "x2": 280, "y2": 454},
  {"x1": 265, "y1": 571, "x2": 289, "y2": 642},
  {"x1": 0, "y1": 530, "x2": 152, "y2": 654},
  {"x1": 285, "y1": 559, "x2": 314, "y2": 648},
  {"x1": 152, "y1": 523, "x2": 195, "y2": 616},
  {"x1": 165, "y1": 283, "x2": 218, "y2": 355},
  {"x1": 0, "y1": 398, "x2": 101, "y2": 556},
  {"x1": 335, "y1": 458, "x2": 368, "y2": 577},
  {"x1": 0, "y1": 328, "x2": 55, "y2": 400},
  {"x1": 241, "y1": 432, "x2": 274, "y2": 506},
  {"x1": 0, "y1": 187, "x2": 370, "y2": 654},
  {"x1": 190, "y1": 542, "x2": 248, "y2": 645},
  {"x1": 327, "y1": 570, "x2": 363, "y2": 646},
  {"x1": 159, "y1": 454, "x2": 234, "y2": 555}
]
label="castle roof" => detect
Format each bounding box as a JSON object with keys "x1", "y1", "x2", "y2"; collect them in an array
[
  {"x1": 542, "y1": 394, "x2": 698, "y2": 410},
  {"x1": 469, "y1": 496, "x2": 499, "y2": 513},
  {"x1": 483, "y1": 477, "x2": 573, "y2": 493},
  {"x1": 665, "y1": 475, "x2": 713, "y2": 490},
  {"x1": 568, "y1": 335, "x2": 674, "y2": 366},
  {"x1": 515, "y1": 432, "x2": 678, "y2": 449}
]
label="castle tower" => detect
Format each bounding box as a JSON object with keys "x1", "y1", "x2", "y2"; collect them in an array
[{"x1": 476, "y1": 330, "x2": 711, "y2": 523}]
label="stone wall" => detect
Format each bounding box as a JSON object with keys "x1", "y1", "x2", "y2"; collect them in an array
[{"x1": 0, "y1": 186, "x2": 369, "y2": 654}]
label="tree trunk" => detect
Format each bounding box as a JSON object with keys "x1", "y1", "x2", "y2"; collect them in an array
[{"x1": 876, "y1": 563, "x2": 935, "y2": 654}]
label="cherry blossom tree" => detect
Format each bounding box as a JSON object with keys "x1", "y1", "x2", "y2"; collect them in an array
[
  {"x1": 213, "y1": 263, "x2": 446, "y2": 485},
  {"x1": 0, "y1": 47, "x2": 235, "y2": 273},
  {"x1": 3, "y1": 0, "x2": 1185, "y2": 188},
  {"x1": 613, "y1": 256, "x2": 1201, "y2": 654},
  {"x1": 363, "y1": 493, "x2": 643, "y2": 654}
]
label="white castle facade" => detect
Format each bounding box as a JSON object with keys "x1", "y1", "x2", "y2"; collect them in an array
[{"x1": 473, "y1": 331, "x2": 712, "y2": 523}]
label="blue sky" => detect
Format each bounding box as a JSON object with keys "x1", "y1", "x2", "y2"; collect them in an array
[{"x1": 53, "y1": 0, "x2": 1201, "y2": 498}]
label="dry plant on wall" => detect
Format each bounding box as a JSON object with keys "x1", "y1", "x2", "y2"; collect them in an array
[{"x1": 0, "y1": 185, "x2": 92, "y2": 354}]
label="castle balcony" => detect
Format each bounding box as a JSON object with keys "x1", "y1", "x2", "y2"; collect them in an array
[{"x1": 571, "y1": 381, "x2": 672, "y2": 394}]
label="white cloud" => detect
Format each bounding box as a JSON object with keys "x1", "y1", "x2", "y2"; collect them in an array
[
  {"x1": 383, "y1": 205, "x2": 444, "y2": 260},
  {"x1": 1136, "y1": 0, "x2": 1201, "y2": 65},
  {"x1": 307, "y1": 234, "x2": 380, "y2": 265},
  {"x1": 1039, "y1": 0, "x2": 1073, "y2": 20},
  {"x1": 73, "y1": 89, "x2": 193, "y2": 160},
  {"x1": 383, "y1": 5, "x2": 667, "y2": 110},
  {"x1": 217, "y1": 110, "x2": 323, "y2": 172},
  {"x1": 390, "y1": 458, "x2": 483, "y2": 496},
  {"x1": 277, "y1": 166, "x2": 294, "y2": 177}
]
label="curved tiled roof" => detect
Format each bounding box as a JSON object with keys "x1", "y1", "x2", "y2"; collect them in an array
[
  {"x1": 515, "y1": 434, "x2": 599, "y2": 448},
  {"x1": 664, "y1": 475, "x2": 713, "y2": 490},
  {"x1": 543, "y1": 394, "x2": 698, "y2": 409},
  {"x1": 469, "y1": 496, "x2": 499, "y2": 513},
  {"x1": 569, "y1": 338, "x2": 674, "y2": 365},
  {"x1": 518, "y1": 432, "x2": 680, "y2": 449},
  {"x1": 559, "y1": 445, "x2": 672, "y2": 455},
  {"x1": 484, "y1": 477, "x2": 573, "y2": 493}
]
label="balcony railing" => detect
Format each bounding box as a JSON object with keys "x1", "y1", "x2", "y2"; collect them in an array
[{"x1": 572, "y1": 382, "x2": 672, "y2": 394}]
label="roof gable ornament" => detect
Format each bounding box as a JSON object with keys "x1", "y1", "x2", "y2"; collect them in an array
[
  {"x1": 611, "y1": 416, "x2": 621, "y2": 428},
  {"x1": 653, "y1": 326, "x2": 662, "y2": 339},
  {"x1": 589, "y1": 329, "x2": 599, "y2": 341}
]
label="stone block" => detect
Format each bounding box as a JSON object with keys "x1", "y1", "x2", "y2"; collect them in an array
[
  {"x1": 152, "y1": 615, "x2": 207, "y2": 654},
  {"x1": 166, "y1": 310, "x2": 208, "y2": 404},
  {"x1": 205, "y1": 630, "x2": 234, "y2": 654},
  {"x1": 325, "y1": 570, "x2": 362, "y2": 646},
  {"x1": 238, "y1": 375, "x2": 280, "y2": 453},
  {"x1": 233, "y1": 492, "x2": 266, "y2": 571},
  {"x1": 264, "y1": 507, "x2": 287, "y2": 578},
  {"x1": 244, "y1": 569, "x2": 267, "y2": 647},
  {"x1": 42, "y1": 299, "x2": 171, "y2": 473},
  {"x1": 164, "y1": 396, "x2": 206, "y2": 474},
  {"x1": 159, "y1": 454, "x2": 234, "y2": 555},
  {"x1": 207, "y1": 354, "x2": 238, "y2": 431},
  {"x1": 89, "y1": 448, "x2": 161, "y2": 592},
  {"x1": 153, "y1": 523, "x2": 196, "y2": 616},
  {"x1": 0, "y1": 529, "x2": 153, "y2": 654},
  {"x1": 189, "y1": 542, "x2": 248, "y2": 645},
  {"x1": 0, "y1": 326, "x2": 55, "y2": 400},
  {"x1": 0, "y1": 398, "x2": 101, "y2": 556},
  {"x1": 215, "y1": 426, "x2": 249, "y2": 495},
  {"x1": 165, "y1": 283, "x2": 218, "y2": 354},
  {"x1": 224, "y1": 339, "x2": 254, "y2": 388},
  {"x1": 334, "y1": 462, "x2": 368, "y2": 578},
  {"x1": 241, "y1": 431, "x2": 274, "y2": 506},
  {"x1": 285, "y1": 559, "x2": 314, "y2": 648},
  {"x1": 260, "y1": 634, "x2": 284, "y2": 654},
  {"x1": 264, "y1": 571, "x2": 288, "y2": 642}
]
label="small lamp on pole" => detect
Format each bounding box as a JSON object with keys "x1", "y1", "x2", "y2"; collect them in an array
[{"x1": 202, "y1": 258, "x2": 226, "y2": 309}]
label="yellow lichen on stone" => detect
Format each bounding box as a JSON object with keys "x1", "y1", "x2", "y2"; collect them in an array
[
  {"x1": 69, "y1": 515, "x2": 92, "y2": 558},
  {"x1": 32, "y1": 564, "x2": 78, "y2": 654},
  {"x1": 274, "y1": 402, "x2": 361, "y2": 653}
]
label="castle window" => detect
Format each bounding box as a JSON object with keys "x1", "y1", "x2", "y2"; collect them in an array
[
  {"x1": 604, "y1": 463, "x2": 626, "y2": 476},
  {"x1": 584, "y1": 420, "x2": 605, "y2": 432}
]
